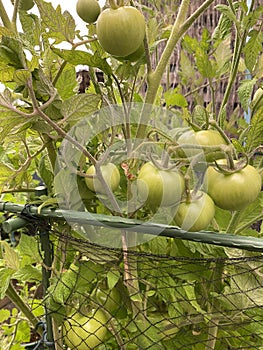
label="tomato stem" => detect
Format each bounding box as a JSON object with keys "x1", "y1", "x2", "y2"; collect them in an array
[
  {"x1": 226, "y1": 210, "x2": 242, "y2": 233},
  {"x1": 109, "y1": 0, "x2": 119, "y2": 9},
  {"x1": 225, "y1": 150, "x2": 236, "y2": 171},
  {"x1": 135, "y1": 0, "x2": 215, "y2": 140},
  {"x1": 208, "y1": 119, "x2": 231, "y2": 145}
]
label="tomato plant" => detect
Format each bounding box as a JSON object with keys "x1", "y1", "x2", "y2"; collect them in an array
[
  {"x1": 174, "y1": 191, "x2": 215, "y2": 232},
  {"x1": 137, "y1": 162, "x2": 185, "y2": 210},
  {"x1": 96, "y1": 5, "x2": 145, "y2": 57},
  {"x1": 63, "y1": 309, "x2": 108, "y2": 350},
  {"x1": 76, "y1": 0, "x2": 101, "y2": 24},
  {"x1": 85, "y1": 163, "x2": 120, "y2": 195},
  {"x1": 0, "y1": 0, "x2": 262, "y2": 349},
  {"x1": 207, "y1": 161, "x2": 262, "y2": 211}
]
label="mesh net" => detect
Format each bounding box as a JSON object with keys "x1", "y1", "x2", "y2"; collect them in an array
[{"x1": 42, "y1": 227, "x2": 263, "y2": 350}]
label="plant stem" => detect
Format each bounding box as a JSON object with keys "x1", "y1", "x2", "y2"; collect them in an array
[
  {"x1": 226, "y1": 211, "x2": 242, "y2": 233},
  {"x1": 5, "y1": 283, "x2": 42, "y2": 334},
  {"x1": 205, "y1": 318, "x2": 219, "y2": 350},
  {"x1": 0, "y1": 0, "x2": 13, "y2": 30},
  {"x1": 136, "y1": 0, "x2": 216, "y2": 140}
]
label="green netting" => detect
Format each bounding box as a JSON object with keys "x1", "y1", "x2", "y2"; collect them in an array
[
  {"x1": 44, "y1": 228, "x2": 263, "y2": 350},
  {"x1": 1, "y1": 206, "x2": 263, "y2": 350}
]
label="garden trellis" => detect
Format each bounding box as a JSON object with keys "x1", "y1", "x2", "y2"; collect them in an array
[{"x1": 1, "y1": 198, "x2": 263, "y2": 349}]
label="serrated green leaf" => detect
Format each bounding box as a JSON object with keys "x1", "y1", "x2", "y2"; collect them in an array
[
  {"x1": 0, "y1": 66, "x2": 15, "y2": 82},
  {"x1": 244, "y1": 30, "x2": 263, "y2": 72},
  {"x1": 13, "y1": 265, "x2": 42, "y2": 282},
  {"x1": 54, "y1": 168, "x2": 83, "y2": 210},
  {"x1": 179, "y1": 50, "x2": 195, "y2": 85},
  {"x1": 52, "y1": 48, "x2": 112, "y2": 75},
  {"x1": 0, "y1": 36, "x2": 25, "y2": 69},
  {"x1": 245, "y1": 105, "x2": 263, "y2": 152},
  {"x1": 192, "y1": 105, "x2": 209, "y2": 126},
  {"x1": 55, "y1": 64, "x2": 78, "y2": 100},
  {"x1": 34, "y1": 0, "x2": 75, "y2": 44},
  {"x1": 61, "y1": 93, "x2": 101, "y2": 124},
  {"x1": 52, "y1": 264, "x2": 78, "y2": 304},
  {"x1": 0, "y1": 309, "x2": 10, "y2": 322},
  {"x1": 196, "y1": 47, "x2": 216, "y2": 79},
  {"x1": 214, "y1": 37, "x2": 232, "y2": 75},
  {"x1": 1, "y1": 241, "x2": 20, "y2": 271},
  {"x1": 13, "y1": 69, "x2": 31, "y2": 85},
  {"x1": 238, "y1": 79, "x2": 256, "y2": 112},
  {"x1": 164, "y1": 89, "x2": 187, "y2": 107},
  {"x1": 0, "y1": 268, "x2": 13, "y2": 299},
  {"x1": 212, "y1": 11, "x2": 232, "y2": 42},
  {"x1": 236, "y1": 193, "x2": 263, "y2": 233},
  {"x1": 107, "y1": 269, "x2": 120, "y2": 290},
  {"x1": 38, "y1": 154, "x2": 54, "y2": 192},
  {"x1": 184, "y1": 285, "x2": 205, "y2": 314},
  {"x1": 19, "y1": 12, "x2": 41, "y2": 48},
  {"x1": 17, "y1": 234, "x2": 41, "y2": 263},
  {"x1": 0, "y1": 163, "x2": 14, "y2": 190},
  {"x1": 231, "y1": 138, "x2": 245, "y2": 153},
  {"x1": 215, "y1": 4, "x2": 239, "y2": 30}
]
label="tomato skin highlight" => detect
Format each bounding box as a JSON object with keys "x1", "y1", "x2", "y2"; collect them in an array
[
  {"x1": 76, "y1": 0, "x2": 101, "y2": 23},
  {"x1": 137, "y1": 162, "x2": 185, "y2": 209},
  {"x1": 63, "y1": 309, "x2": 107, "y2": 350},
  {"x1": 174, "y1": 191, "x2": 215, "y2": 232},
  {"x1": 207, "y1": 162, "x2": 262, "y2": 211},
  {"x1": 96, "y1": 6, "x2": 146, "y2": 57}
]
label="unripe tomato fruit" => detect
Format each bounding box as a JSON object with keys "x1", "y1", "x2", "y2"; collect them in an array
[
  {"x1": 137, "y1": 162, "x2": 185, "y2": 209},
  {"x1": 96, "y1": 6, "x2": 146, "y2": 57},
  {"x1": 115, "y1": 42, "x2": 145, "y2": 63},
  {"x1": 85, "y1": 163, "x2": 120, "y2": 194},
  {"x1": 174, "y1": 191, "x2": 215, "y2": 232},
  {"x1": 95, "y1": 287, "x2": 121, "y2": 314},
  {"x1": 13, "y1": 0, "x2": 34, "y2": 11},
  {"x1": 63, "y1": 309, "x2": 107, "y2": 350},
  {"x1": 207, "y1": 161, "x2": 262, "y2": 211},
  {"x1": 76, "y1": 0, "x2": 101, "y2": 23},
  {"x1": 177, "y1": 129, "x2": 227, "y2": 158}
]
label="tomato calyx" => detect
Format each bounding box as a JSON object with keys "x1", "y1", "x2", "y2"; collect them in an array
[
  {"x1": 213, "y1": 155, "x2": 249, "y2": 175},
  {"x1": 109, "y1": 0, "x2": 124, "y2": 9}
]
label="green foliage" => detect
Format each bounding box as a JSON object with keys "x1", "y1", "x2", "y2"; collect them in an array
[{"x1": 0, "y1": 0, "x2": 262, "y2": 348}]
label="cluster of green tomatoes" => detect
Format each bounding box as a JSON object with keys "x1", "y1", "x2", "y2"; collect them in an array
[{"x1": 85, "y1": 128, "x2": 262, "y2": 232}]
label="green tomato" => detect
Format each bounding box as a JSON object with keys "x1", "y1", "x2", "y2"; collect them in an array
[
  {"x1": 177, "y1": 129, "x2": 227, "y2": 158},
  {"x1": 115, "y1": 42, "x2": 145, "y2": 63},
  {"x1": 207, "y1": 161, "x2": 262, "y2": 211},
  {"x1": 95, "y1": 287, "x2": 121, "y2": 314},
  {"x1": 96, "y1": 6, "x2": 146, "y2": 57},
  {"x1": 85, "y1": 163, "x2": 120, "y2": 194},
  {"x1": 174, "y1": 191, "x2": 215, "y2": 232},
  {"x1": 137, "y1": 162, "x2": 185, "y2": 209},
  {"x1": 76, "y1": 0, "x2": 101, "y2": 23},
  {"x1": 63, "y1": 309, "x2": 107, "y2": 350}
]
